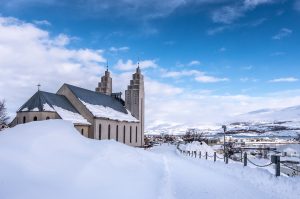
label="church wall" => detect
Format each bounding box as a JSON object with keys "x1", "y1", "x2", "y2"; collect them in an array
[
  {"x1": 15, "y1": 111, "x2": 59, "y2": 125},
  {"x1": 93, "y1": 118, "x2": 142, "y2": 147},
  {"x1": 75, "y1": 125, "x2": 89, "y2": 138}
]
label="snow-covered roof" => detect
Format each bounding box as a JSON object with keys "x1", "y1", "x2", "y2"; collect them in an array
[
  {"x1": 65, "y1": 84, "x2": 139, "y2": 122},
  {"x1": 18, "y1": 91, "x2": 90, "y2": 125},
  {"x1": 80, "y1": 100, "x2": 138, "y2": 122}
]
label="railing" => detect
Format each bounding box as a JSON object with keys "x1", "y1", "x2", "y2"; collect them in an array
[{"x1": 176, "y1": 145, "x2": 300, "y2": 177}]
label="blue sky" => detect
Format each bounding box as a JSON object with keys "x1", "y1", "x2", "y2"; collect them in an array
[{"x1": 0, "y1": 0, "x2": 300, "y2": 128}]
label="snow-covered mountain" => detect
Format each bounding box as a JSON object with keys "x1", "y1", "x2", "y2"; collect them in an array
[
  {"x1": 146, "y1": 105, "x2": 300, "y2": 137},
  {"x1": 236, "y1": 105, "x2": 300, "y2": 122}
]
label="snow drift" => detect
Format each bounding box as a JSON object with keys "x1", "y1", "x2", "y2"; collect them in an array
[
  {"x1": 0, "y1": 120, "x2": 163, "y2": 199},
  {"x1": 0, "y1": 120, "x2": 299, "y2": 199}
]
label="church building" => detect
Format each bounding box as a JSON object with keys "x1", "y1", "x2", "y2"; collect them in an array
[{"x1": 10, "y1": 66, "x2": 145, "y2": 147}]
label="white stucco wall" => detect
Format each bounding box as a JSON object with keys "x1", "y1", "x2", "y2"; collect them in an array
[{"x1": 94, "y1": 119, "x2": 142, "y2": 147}]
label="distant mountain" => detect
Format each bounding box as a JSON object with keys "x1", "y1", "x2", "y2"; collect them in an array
[{"x1": 236, "y1": 105, "x2": 300, "y2": 122}]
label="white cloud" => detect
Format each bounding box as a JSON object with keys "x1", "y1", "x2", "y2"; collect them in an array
[
  {"x1": 0, "y1": 16, "x2": 106, "y2": 116},
  {"x1": 269, "y1": 77, "x2": 299, "y2": 83},
  {"x1": 33, "y1": 20, "x2": 51, "y2": 26},
  {"x1": 207, "y1": 26, "x2": 229, "y2": 35},
  {"x1": 212, "y1": 5, "x2": 244, "y2": 24},
  {"x1": 240, "y1": 77, "x2": 258, "y2": 82},
  {"x1": 272, "y1": 28, "x2": 292, "y2": 40},
  {"x1": 109, "y1": 46, "x2": 129, "y2": 52},
  {"x1": 188, "y1": 60, "x2": 201, "y2": 66},
  {"x1": 195, "y1": 75, "x2": 229, "y2": 83},
  {"x1": 211, "y1": 0, "x2": 274, "y2": 24},
  {"x1": 163, "y1": 69, "x2": 229, "y2": 83},
  {"x1": 114, "y1": 59, "x2": 157, "y2": 71}
]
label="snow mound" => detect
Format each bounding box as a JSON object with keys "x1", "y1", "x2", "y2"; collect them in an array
[
  {"x1": 0, "y1": 120, "x2": 162, "y2": 199},
  {"x1": 179, "y1": 141, "x2": 215, "y2": 155},
  {"x1": 1, "y1": 121, "x2": 299, "y2": 199}
]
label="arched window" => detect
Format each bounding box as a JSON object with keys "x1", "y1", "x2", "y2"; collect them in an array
[
  {"x1": 108, "y1": 124, "x2": 111, "y2": 139},
  {"x1": 130, "y1": 126, "x2": 132, "y2": 143},
  {"x1": 46, "y1": 116, "x2": 50, "y2": 120},
  {"x1": 81, "y1": 129, "x2": 84, "y2": 135},
  {"x1": 136, "y1": 126, "x2": 138, "y2": 143},
  {"x1": 116, "y1": 125, "x2": 119, "y2": 142},
  {"x1": 99, "y1": 124, "x2": 102, "y2": 140},
  {"x1": 23, "y1": 116, "x2": 26, "y2": 123},
  {"x1": 123, "y1": 125, "x2": 126, "y2": 143},
  {"x1": 33, "y1": 116, "x2": 37, "y2": 121}
]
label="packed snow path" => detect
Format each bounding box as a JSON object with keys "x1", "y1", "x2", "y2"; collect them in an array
[
  {"x1": 0, "y1": 120, "x2": 299, "y2": 199},
  {"x1": 150, "y1": 145, "x2": 299, "y2": 199}
]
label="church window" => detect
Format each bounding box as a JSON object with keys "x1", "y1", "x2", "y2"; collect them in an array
[
  {"x1": 123, "y1": 126, "x2": 126, "y2": 143},
  {"x1": 46, "y1": 116, "x2": 50, "y2": 120},
  {"x1": 136, "y1": 126, "x2": 138, "y2": 143},
  {"x1": 23, "y1": 116, "x2": 26, "y2": 123},
  {"x1": 116, "y1": 125, "x2": 119, "y2": 141},
  {"x1": 130, "y1": 126, "x2": 132, "y2": 143},
  {"x1": 33, "y1": 116, "x2": 37, "y2": 121},
  {"x1": 81, "y1": 129, "x2": 84, "y2": 135},
  {"x1": 108, "y1": 124, "x2": 111, "y2": 139},
  {"x1": 99, "y1": 124, "x2": 102, "y2": 140}
]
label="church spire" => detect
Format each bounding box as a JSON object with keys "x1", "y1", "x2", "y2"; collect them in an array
[
  {"x1": 137, "y1": 57, "x2": 141, "y2": 73},
  {"x1": 95, "y1": 61, "x2": 112, "y2": 95}
]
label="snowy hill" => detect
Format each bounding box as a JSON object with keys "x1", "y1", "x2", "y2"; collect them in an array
[
  {"x1": 222, "y1": 105, "x2": 300, "y2": 137},
  {"x1": 236, "y1": 105, "x2": 300, "y2": 122},
  {"x1": 0, "y1": 120, "x2": 300, "y2": 199}
]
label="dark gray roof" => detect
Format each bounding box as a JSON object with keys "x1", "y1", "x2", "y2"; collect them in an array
[
  {"x1": 18, "y1": 91, "x2": 79, "y2": 113},
  {"x1": 64, "y1": 84, "x2": 128, "y2": 114}
]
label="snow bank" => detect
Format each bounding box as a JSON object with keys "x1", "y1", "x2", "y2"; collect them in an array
[
  {"x1": 80, "y1": 100, "x2": 138, "y2": 122},
  {"x1": 1, "y1": 121, "x2": 299, "y2": 199},
  {"x1": 179, "y1": 141, "x2": 215, "y2": 155},
  {"x1": 0, "y1": 120, "x2": 162, "y2": 199}
]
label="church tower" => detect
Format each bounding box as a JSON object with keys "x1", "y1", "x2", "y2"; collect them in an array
[
  {"x1": 95, "y1": 64, "x2": 112, "y2": 95},
  {"x1": 125, "y1": 65, "x2": 145, "y2": 142}
]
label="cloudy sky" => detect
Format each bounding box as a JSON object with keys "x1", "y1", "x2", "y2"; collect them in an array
[{"x1": 0, "y1": 0, "x2": 300, "y2": 129}]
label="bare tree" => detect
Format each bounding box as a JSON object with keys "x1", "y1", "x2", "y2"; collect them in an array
[
  {"x1": 183, "y1": 129, "x2": 205, "y2": 143},
  {"x1": 0, "y1": 100, "x2": 9, "y2": 125}
]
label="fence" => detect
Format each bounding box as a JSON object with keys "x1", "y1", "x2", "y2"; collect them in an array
[{"x1": 177, "y1": 145, "x2": 300, "y2": 177}]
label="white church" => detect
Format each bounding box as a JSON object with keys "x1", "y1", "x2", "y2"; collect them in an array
[{"x1": 10, "y1": 66, "x2": 145, "y2": 147}]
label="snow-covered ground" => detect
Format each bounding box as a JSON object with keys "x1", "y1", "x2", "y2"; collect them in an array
[{"x1": 0, "y1": 120, "x2": 299, "y2": 199}]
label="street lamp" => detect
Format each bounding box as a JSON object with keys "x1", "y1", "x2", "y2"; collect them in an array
[{"x1": 222, "y1": 125, "x2": 227, "y2": 161}]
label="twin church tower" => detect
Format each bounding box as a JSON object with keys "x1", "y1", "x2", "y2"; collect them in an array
[{"x1": 95, "y1": 64, "x2": 145, "y2": 135}]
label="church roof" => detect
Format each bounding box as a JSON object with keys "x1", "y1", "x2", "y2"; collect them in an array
[
  {"x1": 64, "y1": 84, "x2": 128, "y2": 114},
  {"x1": 64, "y1": 84, "x2": 138, "y2": 122},
  {"x1": 18, "y1": 91, "x2": 90, "y2": 125}
]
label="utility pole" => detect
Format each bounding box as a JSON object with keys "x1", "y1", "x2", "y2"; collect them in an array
[{"x1": 222, "y1": 125, "x2": 227, "y2": 161}]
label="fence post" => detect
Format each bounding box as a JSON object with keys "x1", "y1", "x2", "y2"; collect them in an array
[
  {"x1": 199, "y1": 151, "x2": 201, "y2": 159},
  {"x1": 244, "y1": 152, "x2": 247, "y2": 166},
  {"x1": 240, "y1": 151, "x2": 243, "y2": 162},
  {"x1": 205, "y1": 152, "x2": 208, "y2": 160},
  {"x1": 225, "y1": 153, "x2": 228, "y2": 164},
  {"x1": 214, "y1": 152, "x2": 216, "y2": 162},
  {"x1": 194, "y1": 151, "x2": 197, "y2": 158},
  {"x1": 276, "y1": 156, "x2": 280, "y2": 177}
]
